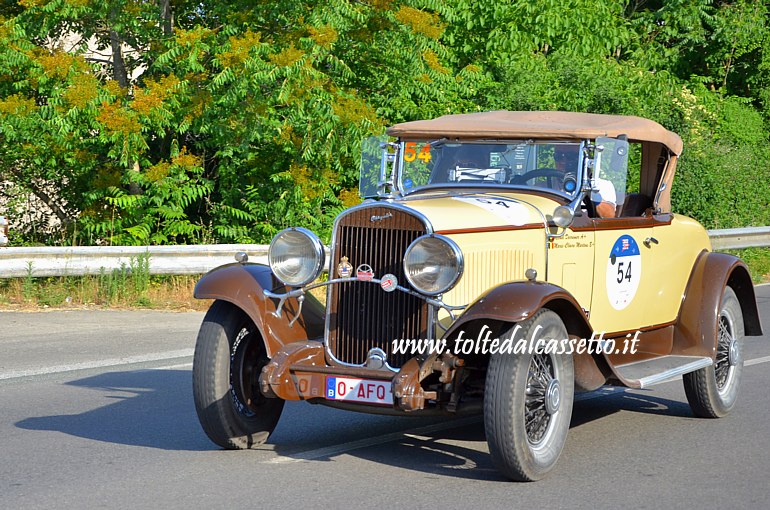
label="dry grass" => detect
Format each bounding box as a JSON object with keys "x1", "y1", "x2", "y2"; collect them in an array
[
  {"x1": 0, "y1": 274, "x2": 211, "y2": 311},
  {"x1": 0, "y1": 271, "x2": 328, "y2": 312}
]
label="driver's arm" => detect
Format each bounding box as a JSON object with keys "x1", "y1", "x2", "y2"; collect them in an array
[
  {"x1": 596, "y1": 201, "x2": 616, "y2": 218},
  {"x1": 592, "y1": 178, "x2": 617, "y2": 218}
]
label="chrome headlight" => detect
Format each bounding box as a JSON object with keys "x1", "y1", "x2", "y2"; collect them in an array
[
  {"x1": 268, "y1": 227, "x2": 325, "y2": 287},
  {"x1": 404, "y1": 234, "x2": 463, "y2": 295}
]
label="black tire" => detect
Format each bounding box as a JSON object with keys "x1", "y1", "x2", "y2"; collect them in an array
[
  {"x1": 683, "y1": 286, "x2": 744, "y2": 418},
  {"x1": 193, "y1": 300, "x2": 284, "y2": 449},
  {"x1": 484, "y1": 310, "x2": 574, "y2": 481}
]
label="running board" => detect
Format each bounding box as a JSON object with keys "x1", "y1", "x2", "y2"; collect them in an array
[{"x1": 614, "y1": 356, "x2": 713, "y2": 389}]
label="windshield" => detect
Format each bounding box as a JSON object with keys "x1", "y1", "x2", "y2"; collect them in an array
[{"x1": 398, "y1": 141, "x2": 584, "y2": 197}]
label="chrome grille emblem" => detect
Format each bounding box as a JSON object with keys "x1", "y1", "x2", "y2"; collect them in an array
[{"x1": 370, "y1": 212, "x2": 393, "y2": 222}]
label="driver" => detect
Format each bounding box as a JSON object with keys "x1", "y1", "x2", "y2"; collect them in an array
[
  {"x1": 452, "y1": 145, "x2": 487, "y2": 169},
  {"x1": 555, "y1": 144, "x2": 616, "y2": 218}
]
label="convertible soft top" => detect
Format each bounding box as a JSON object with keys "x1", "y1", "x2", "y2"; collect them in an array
[{"x1": 387, "y1": 110, "x2": 683, "y2": 156}]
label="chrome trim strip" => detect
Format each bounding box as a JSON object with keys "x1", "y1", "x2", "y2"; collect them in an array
[
  {"x1": 637, "y1": 357, "x2": 713, "y2": 389},
  {"x1": 400, "y1": 184, "x2": 574, "y2": 202}
]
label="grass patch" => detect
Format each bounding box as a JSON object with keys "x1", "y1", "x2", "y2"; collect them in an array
[
  {"x1": 0, "y1": 252, "x2": 211, "y2": 311},
  {"x1": 0, "y1": 271, "x2": 209, "y2": 311}
]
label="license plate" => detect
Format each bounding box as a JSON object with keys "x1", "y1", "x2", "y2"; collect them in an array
[{"x1": 325, "y1": 377, "x2": 392, "y2": 406}]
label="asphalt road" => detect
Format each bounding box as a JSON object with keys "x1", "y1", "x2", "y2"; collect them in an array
[{"x1": 1, "y1": 287, "x2": 769, "y2": 509}]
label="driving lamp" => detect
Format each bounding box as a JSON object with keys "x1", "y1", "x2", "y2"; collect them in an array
[{"x1": 552, "y1": 206, "x2": 575, "y2": 228}]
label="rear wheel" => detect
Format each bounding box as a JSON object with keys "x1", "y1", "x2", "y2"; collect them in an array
[
  {"x1": 193, "y1": 300, "x2": 284, "y2": 448},
  {"x1": 484, "y1": 310, "x2": 574, "y2": 481},
  {"x1": 683, "y1": 286, "x2": 744, "y2": 418}
]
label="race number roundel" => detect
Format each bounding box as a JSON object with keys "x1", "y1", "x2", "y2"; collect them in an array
[{"x1": 606, "y1": 235, "x2": 641, "y2": 310}]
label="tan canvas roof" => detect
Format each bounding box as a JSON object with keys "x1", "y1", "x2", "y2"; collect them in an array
[{"x1": 386, "y1": 110, "x2": 683, "y2": 156}]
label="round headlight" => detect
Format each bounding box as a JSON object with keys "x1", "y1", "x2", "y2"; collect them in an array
[
  {"x1": 268, "y1": 228, "x2": 325, "y2": 287},
  {"x1": 404, "y1": 234, "x2": 463, "y2": 295}
]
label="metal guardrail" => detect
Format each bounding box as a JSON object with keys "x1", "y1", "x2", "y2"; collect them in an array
[
  {"x1": 0, "y1": 244, "x2": 269, "y2": 278},
  {"x1": 0, "y1": 227, "x2": 768, "y2": 278},
  {"x1": 707, "y1": 227, "x2": 770, "y2": 250}
]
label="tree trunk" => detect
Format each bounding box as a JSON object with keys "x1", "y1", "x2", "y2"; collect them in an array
[
  {"x1": 109, "y1": 29, "x2": 129, "y2": 88},
  {"x1": 109, "y1": 5, "x2": 129, "y2": 88},
  {"x1": 9, "y1": 169, "x2": 74, "y2": 227},
  {"x1": 129, "y1": 161, "x2": 142, "y2": 196},
  {"x1": 160, "y1": 0, "x2": 173, "y2": 37}
]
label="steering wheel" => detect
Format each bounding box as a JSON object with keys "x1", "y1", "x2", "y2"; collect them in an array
[{"x1": 512, "y1": 167, "x2": 565, "y2": 189}]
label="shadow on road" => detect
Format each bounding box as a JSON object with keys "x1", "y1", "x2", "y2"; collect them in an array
[
  {"x1": 570, "y1": 389, "x2": 694, "y2": 427},
  {"x1": 15, "y1": 368, "x2": 695, "y2": 473},
  {"x1": 15, "y1": 369, "x2": 215, "y2": 452}
]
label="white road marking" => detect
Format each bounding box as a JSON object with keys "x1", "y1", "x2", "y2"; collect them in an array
[
  {"x1": 263, "y1": 355, "x2": 770, "y2": 464},
  {"x1": 0, "y1": 349, "x2": 194, "y2": 380},
  {"x1": 746, "y1": 354, "x2": 770, "y2": 366},
  {"x1": 152, "y1": 362, "x2": 194, "y2": 370}
]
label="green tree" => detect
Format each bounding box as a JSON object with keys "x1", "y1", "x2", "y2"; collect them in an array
[{"x1": 2, "y1": 0, "x2": 770, "y2": 247}]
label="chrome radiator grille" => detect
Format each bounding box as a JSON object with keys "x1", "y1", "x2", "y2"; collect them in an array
[{"x1": 327, "y1": 206, "x2": 428, "y2": 368}]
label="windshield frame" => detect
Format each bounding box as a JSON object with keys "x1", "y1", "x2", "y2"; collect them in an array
[{"x1": 394, "y1": 139, "x2": 586, "y2": 201}]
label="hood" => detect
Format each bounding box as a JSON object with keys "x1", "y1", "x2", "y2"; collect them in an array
[{"x1": 392, "y1": 193, "x2": 561, "y2": 233}]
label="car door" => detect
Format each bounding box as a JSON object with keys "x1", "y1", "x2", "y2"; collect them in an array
[
  {"x1": 589, "y1": 217, "x2": 657, "y2": 335},
  {"x1": 648, "y1": 212, "x2": 711, "y2": 327}
]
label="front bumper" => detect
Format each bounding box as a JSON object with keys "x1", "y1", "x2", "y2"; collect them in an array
[{"x1": 259, "y1": 341, "x2": 466, "y2": 414}]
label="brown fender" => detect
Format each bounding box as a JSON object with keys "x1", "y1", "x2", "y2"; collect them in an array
[
  {"x1": 673, "y1": 251, "x2": 763, "y2": 357},
  {"x1": 194, "y1": 263, "x2": 325, "y2": 358},
  {"x1": 443, "y1": 281, "x2": 611, "y2": 392}
]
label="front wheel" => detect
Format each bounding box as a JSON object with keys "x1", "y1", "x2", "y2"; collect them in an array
[
  {"x1": 193, "y1": 300, "x2": 284, "y2": 449},
  {"x1": 484, "y1": 310, "x2": 574, "y2": 481},
  {"x1": 683, "y1": 286, "x2": 744, "y2": 418}
]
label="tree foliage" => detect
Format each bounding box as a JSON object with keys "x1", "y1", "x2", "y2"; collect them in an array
[{"x1": 1, "y1": 0, "x2": 769, "y2": 246}]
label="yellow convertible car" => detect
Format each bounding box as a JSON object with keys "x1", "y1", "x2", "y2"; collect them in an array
[{"x1": 192, "y1": 111, "x2": 762, "y2": 481}]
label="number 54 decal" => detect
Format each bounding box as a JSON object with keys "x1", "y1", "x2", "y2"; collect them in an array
[
  {"x1": 606, "y1": 235, "x2": 641, "y2": 310},
  {"x1": 403, "y1": 142, "x2": 432, "y2": 163},
  {"x1": 616, "y1": 261, "x2": 633, "y2": 284}
]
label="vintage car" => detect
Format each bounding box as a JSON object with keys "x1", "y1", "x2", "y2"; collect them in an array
[{"x1": 192, "y1": 111, "x2": 762, "y2": 481}]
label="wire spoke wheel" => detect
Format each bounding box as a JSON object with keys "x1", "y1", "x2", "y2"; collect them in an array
[
  {"x1": 485, "y1": 310, "x2": 574, "y2": 481},
  {"x1": 525, "y1": 354, "x2": 558, "y2": 445},
  {"x1": 714, "y1": 312, "x2": 737, "y2": 394},
  {"x1": 684, "y1": 287, "x2": 744, "y2": 418}
]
